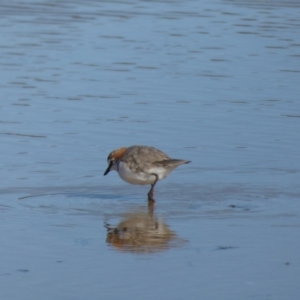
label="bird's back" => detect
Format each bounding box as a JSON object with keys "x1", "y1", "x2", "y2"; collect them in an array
[
  {"x1": 120, "y1": 145, "x2": 190, "y2": 174},
  {"x1": 121, "y1": 145, "x2": 170, "y2": 164}
]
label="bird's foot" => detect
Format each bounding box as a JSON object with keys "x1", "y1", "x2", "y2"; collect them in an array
[
  {"x1": 147, "y1": 190, "x2": 155, "y2": 201},
  {"x1": 148, "y1": 197, "x2": 155, "y2": 203}
]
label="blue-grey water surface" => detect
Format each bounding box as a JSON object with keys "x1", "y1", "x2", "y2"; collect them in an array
[{"x1": 1, "y1": 1, "x2": 300, "y2": 299}]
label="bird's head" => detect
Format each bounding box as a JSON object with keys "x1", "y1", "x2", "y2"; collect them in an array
[{"x1": 103, "y1": 147, "x2": 127, "y2": 176}]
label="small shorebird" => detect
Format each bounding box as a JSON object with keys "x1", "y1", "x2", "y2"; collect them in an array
[{"x1": 104, "y1": 145, "x2": 190, "y2": 201}]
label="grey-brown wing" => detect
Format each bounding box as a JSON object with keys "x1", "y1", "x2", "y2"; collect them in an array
[{"x1": 120, "y1": 146, "x2": 170, "y2": 172}]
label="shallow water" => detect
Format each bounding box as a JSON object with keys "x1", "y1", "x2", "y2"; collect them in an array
[{"x1": 1, "y1": 0, "x2": 300, "y2": 299}]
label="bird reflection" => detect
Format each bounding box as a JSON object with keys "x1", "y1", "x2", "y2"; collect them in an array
[{"x1": 105, "y1": 203, "x2": 182, "y2": 254}]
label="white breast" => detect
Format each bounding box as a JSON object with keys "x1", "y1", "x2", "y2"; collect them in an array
[{"x1": 117, "y1": 161, "x2": 157, "y2": 185}]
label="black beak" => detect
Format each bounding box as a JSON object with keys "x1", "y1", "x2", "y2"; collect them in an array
[{"x1": 103, "y1": 161, "x2": 113, "y2": 176}]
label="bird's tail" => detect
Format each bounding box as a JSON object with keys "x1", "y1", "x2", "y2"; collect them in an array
[{"x1": 159, "y1": 159, "x2": 191, "y2": 167}]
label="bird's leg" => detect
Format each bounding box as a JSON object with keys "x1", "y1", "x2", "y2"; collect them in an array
[{"x1": 147, "y1": 174, "x2": 158, "y2": 202}]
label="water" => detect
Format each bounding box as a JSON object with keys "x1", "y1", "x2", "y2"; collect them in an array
[{"x1": 0, "y1": 0, "x2": 300, "y2": 299}]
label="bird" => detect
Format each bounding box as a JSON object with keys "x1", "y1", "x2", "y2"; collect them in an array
[{"x1": 104, "y1": 145, "x2": 190, "y2": 202}]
